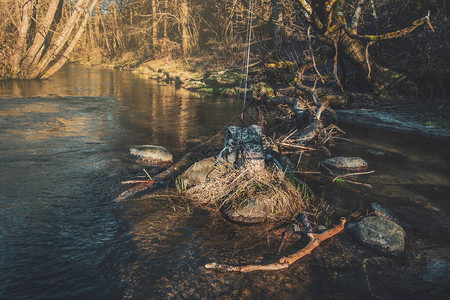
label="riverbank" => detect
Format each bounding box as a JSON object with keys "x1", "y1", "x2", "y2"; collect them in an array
[
  {"x1": 70, "y1": 54, "x2": 449, "y2": 140},
  {"x1": 71, "y1": 52, "x2": 247, "y2": 97},
  {"x1": 133, "y1": 57, "x2": 245, "y2": 97}
]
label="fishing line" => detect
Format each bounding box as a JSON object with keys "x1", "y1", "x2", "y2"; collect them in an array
[{"x1": 241, "y1": 0, "x2": 254, "y2": 126}]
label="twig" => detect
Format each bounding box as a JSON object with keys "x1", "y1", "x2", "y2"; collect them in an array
[
  {"x1": 294, "y1": 171, "x2": 321, "y2": 175},
  {"x1": 341, "y1": 178, "x2": 372, "y2": 188},
  {"x1": 332, "y1": 170, "x2": 375, "y2": 183},
  {"x1": 279, "y1": 142, "x2": 317, "y2": 151},
  {"x1": 281, "y1": 129, "x2": 298, "y2": 143},
  {"x1": 121, "y1": 180, "x2": 156, "y2": 184},
  {"x1": 296, "y1": 151, "x2": 303, "y2": 168},
  {"x1": 143, "y1": 168, "x2": 153, "y2": 180}
]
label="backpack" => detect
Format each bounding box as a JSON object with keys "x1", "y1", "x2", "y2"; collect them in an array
[{"x1": 218, "y1": 125, "x2": 265, "y2": 170}]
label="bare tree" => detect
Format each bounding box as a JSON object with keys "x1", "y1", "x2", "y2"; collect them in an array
[
  {"x1": 294, "y1": 0, "x2": 433, "y2": 91},
  {"x1": 1, "y1": 0, "x2": 99, "y2": 80}
]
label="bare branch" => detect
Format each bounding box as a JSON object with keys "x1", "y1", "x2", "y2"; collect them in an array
[
  {"x1": 342, "y1": 11, "x2": 434, "y2": 42},
  {"x1": 351, "y1": 0, "x2": 365, "y2": 33},
  {"x1": 205, "y1": 218, "x2": 346, "y2": 273},
  {"x1": 307, "y1": 26, "x2": 324, "y2": 84}
]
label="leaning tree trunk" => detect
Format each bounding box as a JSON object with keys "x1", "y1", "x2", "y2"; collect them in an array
[
  {"x1": 29, "y1": 0, "x2": 91, "y2": 78},
  {"x1": 41, "y1": 0, "x2": 97, "y2": 79},
  {"x1": 3, "y1": 0, "x2": 99, "y2": 80},
  {"x1": 21, "y1": 0, "x2": 63, "y2": 76},
  {"x1": 9, "y1": 0, "x2": 35, "y2": 76}
]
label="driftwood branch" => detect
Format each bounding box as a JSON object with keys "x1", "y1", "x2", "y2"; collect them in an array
[{"x1": 205, "y1": 217, "x2": 346, "y2": 273}]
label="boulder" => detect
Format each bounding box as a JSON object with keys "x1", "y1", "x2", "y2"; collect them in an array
[
  {"x1": 130, "y1": 145, "x2": 173, "y2": 165},
  {"x1": 347, "y1": 216, "x2": 406, "y2": 256},
  {"x1": 221, "y1": 200, "x2": 267, "y2": 225},
  {"x1": 180, "y1": 157, "x2": 228, "y2": 188},
  {"x1": 321, "y1": 156, "x2": 368, "y2": 172}
]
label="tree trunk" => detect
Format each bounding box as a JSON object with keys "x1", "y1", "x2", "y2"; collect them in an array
[
  {"x1": 180, "y1": 0, "x2": 190, "y2": 56},
  {"x1": 163, "y1": 0, "x2": 168, "y2": 53},
  {"x1": 29, "y1": 0, "x2": 91, "y2": 78},
  {"x1": 337, "y1": 32, "x2": 390, "y2": 90},
  {"x1": 152, "y1": 0, "x2": 158, "y2": 50},
  {"x1": 21, "y1": 0, "x2": 62, "y2": 74},
  {"x1": 10, "y1": 0, "x2": 35, "y2": 76},
  {"x1": 41, "y1": 0, "x2": 98, "y2": 79},
  {"x1": 271, "y1": 0, "x2": 282, "y2": 52}
]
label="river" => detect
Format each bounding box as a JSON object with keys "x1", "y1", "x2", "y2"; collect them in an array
[{"x1": 0, "y1": 64, "x2": 448, "y2": 299}]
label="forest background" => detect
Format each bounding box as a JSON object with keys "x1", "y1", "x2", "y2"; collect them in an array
[{"x1": 0, "y1": 0, "x2": 448, "y2": 105}]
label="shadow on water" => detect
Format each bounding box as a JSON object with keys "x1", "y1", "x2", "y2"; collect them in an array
[{"x1": 0, "y1": 64, "x2": 449, "y2": 299}]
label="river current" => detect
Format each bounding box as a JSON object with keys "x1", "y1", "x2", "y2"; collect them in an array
[{"x1": 0, "y1": 64, "x2": 448, "y2": 299}]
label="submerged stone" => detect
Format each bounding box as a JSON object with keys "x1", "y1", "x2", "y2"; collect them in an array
[
  {"x1": 371, "y1": 202, "x2": 399, "y2": 223},
  {"x1": 221, "y1": 200, "x2": 267, "y2": 225},
  {"x1": 130, "y1": 145, "x2": 173, "y2": 165},
  {"x1": 321, "y1": 156, "x2": 368, "y2": 172},
  {"x1": 180, "y1": 157, "x2": 228, "y2": 188},
  {"x1": 347, "y1": 216, "x2": 406, "y2": 256}
]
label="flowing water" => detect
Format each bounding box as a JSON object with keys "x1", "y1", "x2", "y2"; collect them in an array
[{"x1": 0, "y1": 64, "x2": 449, "y2": 299}]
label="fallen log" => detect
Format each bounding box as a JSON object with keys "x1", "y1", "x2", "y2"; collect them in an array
[{"x1": 205, "y1": 217, "x2": 346, "y2": 273}]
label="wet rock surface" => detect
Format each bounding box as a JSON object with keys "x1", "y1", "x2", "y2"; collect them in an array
[
  {"x1": 180, "y1": 157, "x2": 228, "y2": 188},
  {"x1": 130, "y1": 145, "x2": 173, "y2": 165},
  {"x1": 347, "y1": 216, "x2": 406, "y2": 256},
  {"x1": 423, "y1": 259, "x2": 450, "y2": 288},
  {"x1": 221, "y1": 200, "x2": 267, "y2": 225},
  {"x1": 321, "y1": 156, "x2": 369, "y2": 172},
  {"x1": 371, "y1": 202, "x2": 399, "y2": 223}
]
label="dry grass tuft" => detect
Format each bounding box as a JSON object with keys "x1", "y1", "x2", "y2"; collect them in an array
[{"x1": 185, "y1": 167, "x2": 314, "y2": 221}]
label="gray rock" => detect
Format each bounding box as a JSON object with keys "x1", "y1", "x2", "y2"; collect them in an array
[
  {"x1": 423, "y1": 259, "x2": 450, "y2": 285},
  {"x1": 222, "y1": 200, "x2": 267, "y2": 224},
  {"x1": 347, "y1": 216, "x2": 406, "y2": 256},
  {"x1": 130, "y1": 145, "x2": 173, "y2": 165},
  {"x1": 321, "y1": 156, "x2": 368, "y2": 172},
  {"x1": 371, "y1": 202, "x2": 399, "y2": 223},
  {"x1": 180, "y1": 157, "x2": 228, "y2": 188}
]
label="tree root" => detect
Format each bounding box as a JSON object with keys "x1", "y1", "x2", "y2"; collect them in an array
[{"x1": 205, "y1": 217, "x2": 346, "y2": 273}]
